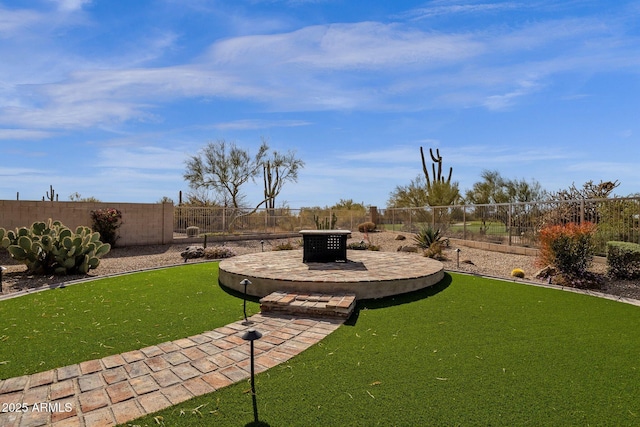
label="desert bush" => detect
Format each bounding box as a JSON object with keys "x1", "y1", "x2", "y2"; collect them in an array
[
  {"x1": 90, "y1": 208, "x2": 122, "y2": 246},
  {"x1": 273, "y1": 241, "x2": 296, "y2": 251},
  {"x1": 511, "y1": 268, "x2": 525, "y2": 278},
  {"x1": 347, "y1": 241, "x2": 368, "y2": 250},
  {"x1": 607, "y1": 241, "x2": 640, "y2": 279},
  {"x1": 424, "y1": 242, "x2": 446, "y2": 260},
  {"x1": 357, "y1": 222, "x2": 376, "y2": 233},
  {"x1": 537, "y1": 222, "x2": 601, "y2": 288},
  {"x1": 203, "y1": 246, "x2": 236, "y2": 259},
  {"x1": 347, "y1": 241, "x2": 380, "y2": 251}
]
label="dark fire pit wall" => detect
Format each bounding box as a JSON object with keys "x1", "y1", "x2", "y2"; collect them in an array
[{"x1": 299, "y1": 230, "x2": 351, "y2": 262}]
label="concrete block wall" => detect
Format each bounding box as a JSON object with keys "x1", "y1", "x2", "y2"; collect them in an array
[{"x1": 0, "y1": 201, "x2": 173, "y2": 246}]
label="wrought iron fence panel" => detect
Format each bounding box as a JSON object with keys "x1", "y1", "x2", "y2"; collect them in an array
[
  {"x1": 174, "y1": 198, "x2": 639, "y2": 251},
  {"x1": 381, "y1": 197, "x2": 640, "y2": 250}
]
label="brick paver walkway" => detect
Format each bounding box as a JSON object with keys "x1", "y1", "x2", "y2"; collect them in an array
[{"x1": 0, "y1": 313, "x2": 342, "y2": 426}]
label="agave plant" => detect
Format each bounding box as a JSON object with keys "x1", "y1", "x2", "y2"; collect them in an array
[{"x1": 413, "y1": 226, "x2": 442, "y2": 249}]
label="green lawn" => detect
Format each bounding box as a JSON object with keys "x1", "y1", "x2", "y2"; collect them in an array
[
  {"x1": 128, "y1": 273, "x2": 640, "y2": 426},
  {"x1": 4, "y1": 266, "x2": 640, "y2": 426},
  {"x1": 0, "y1": 263, "x2": 260, "y2": 379}
]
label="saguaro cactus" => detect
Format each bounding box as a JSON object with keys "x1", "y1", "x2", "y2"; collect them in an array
[
  {"x1": 44, "y1": 184, "x2": 58, "y2": 201},
  {"x1": 420, "y1": 147, "x2": 453, "y2": 191}
]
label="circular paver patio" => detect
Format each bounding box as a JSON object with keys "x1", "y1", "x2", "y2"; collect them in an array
[{"x1": 219, "y1": 249, "x2": 444, "y2": 299}]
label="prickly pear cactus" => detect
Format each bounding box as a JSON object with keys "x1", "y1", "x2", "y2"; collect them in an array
[{"x1": 0, "y1": 219, "x2": 111, "y2": 275}]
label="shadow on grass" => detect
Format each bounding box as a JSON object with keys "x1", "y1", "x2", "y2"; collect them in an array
[
  {"x1": 218, "y1": 281, "x2": 262, "y2": 303},
  {"x1": 218, "y1": 274, "x2": 452, "y2": 329},
  {"x1": 344, "y1": 273, "x2": 452, "y2": 326}
]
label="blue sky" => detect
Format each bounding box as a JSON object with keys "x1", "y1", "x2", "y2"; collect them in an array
[{"x1": 1, "y1": 0, "x2": 639, "y2": 208}]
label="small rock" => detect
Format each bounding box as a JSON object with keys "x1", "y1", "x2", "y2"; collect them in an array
[
  {"x1": 397, "y1": 245, "x2": 418, "y2": 253},
  {"x1": 181, "y1": 245, "x2": 205, "y2": 262},
  {"x1": 395, "y1": 234, "x2": 406, "y2": 241},
  {"x1": 462, "y1": 259, "x2": 475, "y2": 265}
]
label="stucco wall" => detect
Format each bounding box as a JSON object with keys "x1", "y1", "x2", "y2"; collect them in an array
[{"x1": 0, "y1": 201, "x2": 173, "y2": 246}]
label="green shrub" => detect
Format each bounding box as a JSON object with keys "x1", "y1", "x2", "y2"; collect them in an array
[
  {"x1": 0, "y1": 219, "x2": 110, "y2": 275},
  {"x1": 607, "y1": 241, "x2": 640, "y2": 279},
  {"x1": 357, "y1": 222, "x2": 376, "y2": 233}
]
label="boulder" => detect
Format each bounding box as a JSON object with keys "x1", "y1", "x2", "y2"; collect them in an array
[
  {"x1": 397, "y1": 245, "x2": 418, "y2": 253},
  {"x1": 395, "y1": 234, "x2": 407, "y2": 241},
  {"x1": 181, "y1": 245, "x2": 205, "y2": 262}
]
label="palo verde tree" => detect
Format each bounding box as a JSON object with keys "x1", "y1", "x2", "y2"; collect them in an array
[
  {"x1": 184, "y1": 138, "x2": 304, "y2": 230},
  {"x1": 184, "y1": 139, "x2": 269, "y2": 210},
  {"x1": 465, "y1": 169, "x2": 543, "y2": 233},
  {"x1": 387, "y1": 175, "x2": 429, "y2": 208}
]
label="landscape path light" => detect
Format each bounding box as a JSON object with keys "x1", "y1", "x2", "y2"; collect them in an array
[
  {"x1": 240, "y1": 278, "x2": 253, "y2": 325},
  {"x1": 242, "y1": 328, "x2": 263, "y2": 424},
  {"x1": 0, "y1": 266, "x2": 6, "y2": 293},
  {"x1": 456, "y1": 248, "x2": 461, "y2": 269},
  {"x1": 260, "y1": 240, "x2": 264, "y2": 252}
]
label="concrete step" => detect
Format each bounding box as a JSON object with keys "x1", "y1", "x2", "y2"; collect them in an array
[{"x1": 260, "y1": 291, "x2": 356, "y2": 319}]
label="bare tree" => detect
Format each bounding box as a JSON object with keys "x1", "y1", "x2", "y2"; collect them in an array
[
  {"x1": 263, "y1": 147, "x2": 305, "y2": 210},
  {"x1": 185, "y1": 138, "x2": 304, "y2": 231},
  {"x1": 184, "y1": 139, "x2": 269, "y2": 209}
]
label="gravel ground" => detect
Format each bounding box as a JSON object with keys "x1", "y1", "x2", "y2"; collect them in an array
[{"x1": 1, "y1": 231, "x2": 638, "y2": 300}]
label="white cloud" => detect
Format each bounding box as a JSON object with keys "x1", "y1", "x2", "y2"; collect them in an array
[
  {"x1": 2, "y1": 10, "x2": 640, "y2": 131},
  {"x1": 48, "y1": 0, "x2": 92, "y2": 12},
  {"x1": 209, "y1": 22, "x2": 484, "y2": 70},
  {"x1": 0, "y1": 129, "x2": 54, "y2": 140},
  {"x1": 212, "y1": 119, "x2": 312, "y2": 130},
  {"x1": 398, "y1": 2, "x2": 520, "y2": 21},
  {"x1": 0, "y1": 6, "x2": 41, "y2": 35},
  {"x1": 483, "y1": 78, "x2": 544, "y2": 110}
]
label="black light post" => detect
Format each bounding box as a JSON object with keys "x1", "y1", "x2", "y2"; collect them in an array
[
  {"x1": 242, "y1": 328, "x2": 263, "y2": 424},
  {"x1": 260, "y1": 240, "x2": 264, "y2": 252},
  {"x1": 0, "y1": 266, "x2": 6, "y2": 294},
  {"x1": 240, "y1": 278, "x2": 253, "y2": 325},
  {"x1": 456, "y1": 248, "x2": 461, "y2": 269}
]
